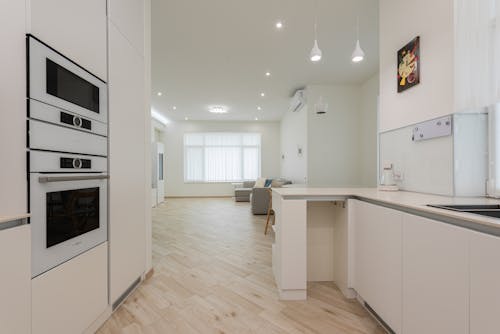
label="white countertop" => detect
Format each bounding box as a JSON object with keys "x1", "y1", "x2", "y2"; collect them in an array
[
  {"x1": 0, "y1": 214, "x2": 30, "y2": 225},
  {"x1": 273, "y1": 187, "x2": 500, "y2": 231}
]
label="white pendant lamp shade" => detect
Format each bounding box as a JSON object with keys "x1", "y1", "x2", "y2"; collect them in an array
[
  {"x1": 352, "y1": 39, "x2": 365, "y2": 63},
  {"x1": 310, "y1": 39, "x2": 322, "y2": 62}
]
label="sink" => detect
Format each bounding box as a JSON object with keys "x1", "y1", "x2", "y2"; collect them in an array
[{"x1": 427, "y1": 204, "x2": 500, "y2": 219}]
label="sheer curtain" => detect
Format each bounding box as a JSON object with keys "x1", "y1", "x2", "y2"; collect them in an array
[
  {"x1": 455, "y1": 0, "x2": 498, "y2": 111},
  {"x1": 184, "y1": 133, "x2": 261, "y2": 182}
]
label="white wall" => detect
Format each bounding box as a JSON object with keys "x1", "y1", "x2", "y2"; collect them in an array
[
  {"x1": 307, "y1": 85, "x2": 363, "y2": 187},
  {"x1": 164, "y1": 121, "x2": 281, "y2": 197},
  {"x1": 379, "y1": 0, "x2": 454, "y2": 132},
  {"x1": 360, "y1": 75, "x2": 379, "y2": 186},
  {"x1": 280, "y1": 105, "x2": 308, "y2": 184}
]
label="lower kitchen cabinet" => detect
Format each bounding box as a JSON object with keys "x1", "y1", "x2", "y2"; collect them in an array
[
  {"x1": 352, "y1": 200, "x2": 402, "y2": 333},
  {"x1": 402, "y1": 214, "x2": 468, "y2": 334},
  {"x1": 469, "y1": 231, "x2": 500, "y2": 334},
  {"x1": 32, "y1": 242, "x2": 108, "y2": 334},
  {"x1": 0, "y1": 224, "x2": 31, "y2": 334}
]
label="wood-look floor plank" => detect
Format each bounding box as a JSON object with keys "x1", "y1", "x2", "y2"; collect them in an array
[{"x1": 97, "y1": 198, "x2": 384, "y2": 334}]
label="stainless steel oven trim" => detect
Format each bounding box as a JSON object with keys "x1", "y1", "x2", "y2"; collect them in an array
[
  {"x1": 28, "y1": 35, "x2": 108, "y2": 124},
  {"x1": 39, "y1": 175, "x2": 109, "y2": 183}
]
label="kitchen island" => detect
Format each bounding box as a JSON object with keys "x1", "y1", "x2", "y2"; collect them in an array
[{"x1": 271, "y1": 187, "x2": 500, "y2": 334}]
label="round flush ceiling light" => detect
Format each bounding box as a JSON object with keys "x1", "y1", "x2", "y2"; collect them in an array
[{"x1": 209, "y1": 106, "x2": 227, "y2": 114}]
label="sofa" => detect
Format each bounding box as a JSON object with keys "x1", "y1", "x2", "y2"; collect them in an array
[{"x1": 250, "y1": 178, "x2": 292, "y2": 215}]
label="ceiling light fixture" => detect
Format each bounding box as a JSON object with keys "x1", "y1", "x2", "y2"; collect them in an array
[
  {"x1": 310, "y1": 0, "x2": 322, "y2": 62},
  {"x1": 209, "y1": 106, "x2": 227, "y2": 114},
  {"x1": 151, "y1": 109, "x2": 169, "y2": 125},
  {"x1": 275, "y1": 21, "x2": 283, "y2": 29},
  {"x1": 351, "y1": 16, "x2": 365, "y2": 63},
  {"x1": 157, "y1": 92, "x2": 162, "y2": 96}
]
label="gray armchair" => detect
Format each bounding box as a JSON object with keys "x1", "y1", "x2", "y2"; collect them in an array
[{"x1": 250, "y1": 187, "x2": 271, "y2": 215}]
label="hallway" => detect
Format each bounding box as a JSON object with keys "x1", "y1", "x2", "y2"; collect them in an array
[{"x1": 98, "y1": 198, "x2": 384, "y2": 334}]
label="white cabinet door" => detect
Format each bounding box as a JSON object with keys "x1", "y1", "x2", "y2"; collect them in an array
[
  {"x1": 0, "y1": 0, "x2": 27, "y2": 216},
  {"x1": 28, "y1": 0, "x2": 107, "y2": 79},
  {"x1": 108, "y1": 23, "x2": 147, "y2": 304},
  {"x1": 352, "y1": 200, "x2": 402, "y2": 333},
  {"x1": 402, "y1": 214, "x2": 468, "y2": 334},
  {"x1": 0, "y1": 225, "x2": 31, "y2": 334},
  {"x1": 470, "y1": 231, "x2": 500, "y2": 334}
]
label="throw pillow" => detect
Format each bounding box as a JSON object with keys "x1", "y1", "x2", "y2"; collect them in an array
[
  {"x1": 254, "y1": 177, "x2": 266, "y2": 188},
  {"x1": 264, "y1": 179, "x2": 273, "y2": 187}
]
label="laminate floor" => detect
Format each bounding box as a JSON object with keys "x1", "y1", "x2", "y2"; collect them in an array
[{"x1": 97, "y1": 198, "x2": 385, "y2": 334}]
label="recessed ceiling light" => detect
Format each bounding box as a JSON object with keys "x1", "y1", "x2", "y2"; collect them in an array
[
  {"x1": 260, "y1": 92, "x2": 265, "y2": 97},
  {"x1": 157, "y1": 92, "x2": 162, "y2": 96},
  {"x1": 275, "y1": 21, "x2": 283, "y2": 29},
  {"x1": 257, "y1": 106, "x2": 262, "y2": 111},
  {"x1": 172, "y1": 106, "x2": 177, "y2": 110},
  {"x1": 265, "y1": 72, "x2": 271, "y2": 77},
  {"x1": 209, "y1": 106, "x2": 227, "y2": 114}
]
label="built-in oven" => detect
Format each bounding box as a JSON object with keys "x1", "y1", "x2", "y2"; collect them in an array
[
  {"x1": 27, "y1": 35, "x2": 107, "y2": 125},
  {"x1": 29, "y1": 152, "x2": 108, "y2": 277}
]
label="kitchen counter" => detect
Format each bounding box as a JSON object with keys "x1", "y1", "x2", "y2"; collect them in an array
[
  {"x1": 271, "y1": 187, "x2": 500, "y2": 301},
  {"x1": 273, "y1": 187, "x2": 500, "y2": 234},
  {"x1": 0, "y1": 214, "x2": 30, "y2": 228}
]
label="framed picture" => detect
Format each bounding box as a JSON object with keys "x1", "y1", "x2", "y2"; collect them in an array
[{"x1": 397, "y1": 36, "x2": 420, "y2": 93}]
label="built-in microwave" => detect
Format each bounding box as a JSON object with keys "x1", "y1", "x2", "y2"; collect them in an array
[{"x1": 27, "y1": 35, "x2": 108, "y2": 124}]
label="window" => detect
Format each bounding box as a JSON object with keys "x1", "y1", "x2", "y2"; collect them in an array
[{"x1": 184, "y1": 133, "x2": 261, "y2": 182}]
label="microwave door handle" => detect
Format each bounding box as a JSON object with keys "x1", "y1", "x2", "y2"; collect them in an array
[{"x1": 38, "y1": 175, "x2": 109, "y2": 183}]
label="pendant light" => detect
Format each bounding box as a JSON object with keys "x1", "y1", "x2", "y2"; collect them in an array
[
  {"x1": 352, "y1": 16, "x2": 365, "y2": 63},
  {"x1": 310, "y1": 1, "x2": 322, "y2": 62}
]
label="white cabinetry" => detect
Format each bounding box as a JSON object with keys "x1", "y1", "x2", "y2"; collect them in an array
[
  {"x1": 402, "y1": 214, "x2": 468, "y2": 334},
  {"x1": 469, "y1": 231, "x2": 500, "y2": 334},
  {"x1": 352, "y1": 200, "x2": 402, "y2": 333},
  {"x1": 32, "y1": 243, "x2": 108, "y2": 334},
  {"x1": 0, "y1": 225, "x2": 31, "y2": 334},
  {"x1": 0, "y1": 0, "x2": 26, "y2": 216},
  {"x1": 108, "y1": 21, "x2": 147, "y2": 303},
  {"x1": 27, "y1": 0, "x2": 107, "y2": 79}
]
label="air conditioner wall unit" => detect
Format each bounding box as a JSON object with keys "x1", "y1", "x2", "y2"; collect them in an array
[{"x1": 289, "y1": 89, "x2": 305, "y2": 112}]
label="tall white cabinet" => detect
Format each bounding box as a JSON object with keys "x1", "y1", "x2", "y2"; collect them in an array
[{"x1": 108, "y1": 0, "x2": 148, "y2": 305}]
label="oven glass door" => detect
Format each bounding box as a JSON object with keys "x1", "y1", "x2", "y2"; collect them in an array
[
  {"x1": 46, "y1": 187, "x2": 100, "y2": 247},
  {"x1": 30, "y1": 173, "x2": 108, "y2": 277},
  {"x1": 46, "y1": 59, "x2": 100, "y2": 114}
]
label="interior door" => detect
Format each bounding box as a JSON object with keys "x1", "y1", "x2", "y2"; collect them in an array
[{"x1": 156, "y1": 142, "x2": 165, "y2": 203}]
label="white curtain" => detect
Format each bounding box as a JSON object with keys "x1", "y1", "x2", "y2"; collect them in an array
[
  {"x1": 455, "y1": 0, "x2": 498, "y2": 111},
  {"x1": 184, "y1": 133, "x2": 261, "y2": 182}
]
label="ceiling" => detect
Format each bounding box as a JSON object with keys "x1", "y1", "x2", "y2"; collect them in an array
[{"x1": 151, "y1": 0, "x2": 379, "y2": 122}]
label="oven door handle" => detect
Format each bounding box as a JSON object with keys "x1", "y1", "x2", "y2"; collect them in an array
[{"x1": 38, "y1": 175, "x2": 109, "y2": 183}]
